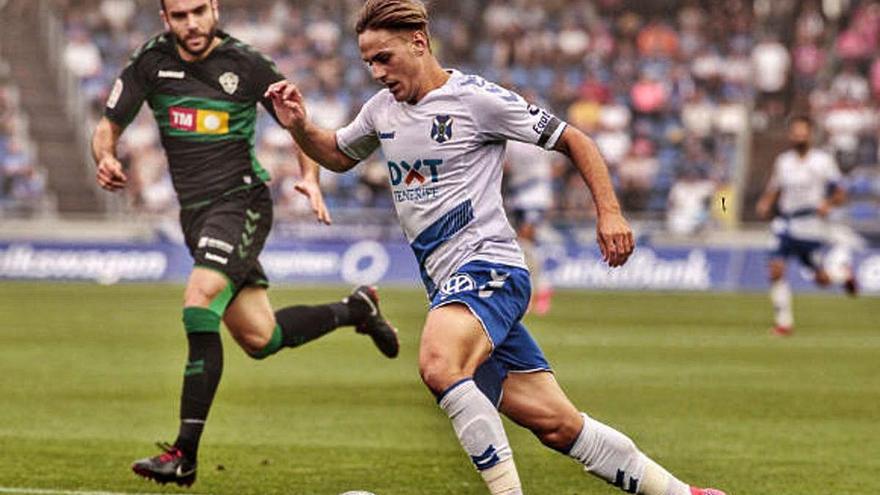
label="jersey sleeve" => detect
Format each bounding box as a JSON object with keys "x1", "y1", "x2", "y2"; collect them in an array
[
  {"x1": 461, "y1": 77, "x2": 567, "y2": 150},
  {"x1": 822, "y1": 152, "x2": 843, "y2": 186},
  {"x1": 104, "y1": 56, "x2": 150, "y2": 128},
  {"x1": 252, "y1": 53, "x2": 286, "y2": 125},
  {"x1": 335, "y1": 92, "x2": 383, "y2": 161}
]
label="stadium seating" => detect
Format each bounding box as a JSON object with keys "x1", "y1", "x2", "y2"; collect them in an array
[{"x1": 51, "y1": 0, "x2": 878, "y2": 233}]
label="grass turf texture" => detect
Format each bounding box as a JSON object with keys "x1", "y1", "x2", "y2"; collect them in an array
[{"x1": 0, "y1": 283, "x2": 877, "y2": 494}]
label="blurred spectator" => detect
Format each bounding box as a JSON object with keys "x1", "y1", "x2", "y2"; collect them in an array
[
  {"x1": 618, "y1": 138, "x2": 659, "y2": 211},
  {"x1": 751, "y1": 35, "x2": 790, "y2": 116},
  {"x1": 667, "y1": 167, "x2": 717, "y2": 235},
  {"x1": 54, "y1": 0, "x2": 875, "y2": 233},
  {"x1": 64, "y1": 28, "x2": 103, "y2": 79}
]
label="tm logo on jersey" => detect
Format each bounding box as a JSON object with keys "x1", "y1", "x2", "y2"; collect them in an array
[
  {"x1": 169, "y1": 107, "x2": 229, "y2": 134},
  {"x1": 388, "y1": 158, "x2": 443, "y2": 203}
]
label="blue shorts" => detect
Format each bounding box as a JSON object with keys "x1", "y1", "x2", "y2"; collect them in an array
[
  {"x1": 771, "y1": 234, "x2": 824, "y2": 271},
  {"x1": 431, "y1": 260, "x2": 551, "y2": 407}
]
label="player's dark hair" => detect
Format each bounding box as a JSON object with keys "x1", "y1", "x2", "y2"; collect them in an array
[
  {"x1": 789, "y1": 114, "x2": 813, "y2": 129},
  {"x1": 356, "y1": 0, "x2": 430, "y2": 38},
  {"x1": 159, "y1": 0, "x2": 165, "y2": 11}
]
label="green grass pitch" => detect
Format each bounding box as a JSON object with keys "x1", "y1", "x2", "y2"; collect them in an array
[{"x1": 0, "y1": 283, "x2": 878, "y2": 494}]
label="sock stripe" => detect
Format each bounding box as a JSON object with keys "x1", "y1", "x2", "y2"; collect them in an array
[
  {"x1": 182, "y1": 307, "x2": 221, "y2": 334},
  {"x1": 436, "y1": 377, "x2": 474, "y2": 403}
]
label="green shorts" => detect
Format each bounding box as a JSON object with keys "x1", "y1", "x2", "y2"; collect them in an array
[{"x1": 180, "y1": 184, "x2": 273, "y2": 291}]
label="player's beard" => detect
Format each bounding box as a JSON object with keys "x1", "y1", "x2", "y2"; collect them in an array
[
  {"x1": 174, "y1": 24, "x2": 217, "y2": 59},
  {"x1": 792, "y1": 140, "x2": 810, "y2": 155}
]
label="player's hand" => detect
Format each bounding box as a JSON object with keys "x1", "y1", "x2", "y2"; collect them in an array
[
  {"x1": 95, "y1": 155, "x2": 127, "y2": 192},
  {"x1": 265, "y1": 80, "x2": 308, "y2": 131},
  {"x1": 817, "y1": 201, "x2": 831, "y2": 218},
  {"x1": 293, "y1": 179, "x2": 332, "y2": 225},
  {"x1": 596, "y1": 213, "x2": 634, "y2": 267},
  {"x1": 756, "y1": 198, "x2": 772, "y2": 220}
]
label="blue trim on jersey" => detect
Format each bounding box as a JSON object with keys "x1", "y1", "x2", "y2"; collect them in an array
[{"x1": 410, "y1": 199, "x2": 475, "y2": 296}]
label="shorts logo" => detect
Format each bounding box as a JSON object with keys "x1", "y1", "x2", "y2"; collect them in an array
[
  {"x1": 218, "y1": 72, "x2": 239, "y2": 95},
  {"x1": 478, "y1": 269, "x2": 509, "y2": 299},
  {"x1": 440, "y1": 273, "x2": 476, "y2": 298},
  {"x1": 169, "y1": 107, "x2": 229, "y2": 134},
  {"x1": 431, "y1": 115, "x2": 453, "y2": 143},
  {"x1": 238, "y1": 209, "x2": 261, "y2": 259},
  {"x1": 198, "y1": 236, "x2": 234, "y2": 254}
]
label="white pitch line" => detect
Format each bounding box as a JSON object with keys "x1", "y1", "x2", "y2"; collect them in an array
[{"x1": 0, "y1": 487, "x2": 209, "y2": 495}]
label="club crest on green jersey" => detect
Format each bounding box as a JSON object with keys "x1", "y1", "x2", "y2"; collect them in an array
[{"x1": 218, "y1": 72, "x2": 239, "y2": 95}]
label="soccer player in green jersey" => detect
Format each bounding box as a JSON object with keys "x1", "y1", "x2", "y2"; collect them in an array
[{"x1": 90, "y1": 0, "x2": 399, "y2": 486}]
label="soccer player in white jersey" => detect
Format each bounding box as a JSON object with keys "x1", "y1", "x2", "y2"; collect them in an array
[
  {"x1": 757, "y1": 115, "x2": 857, "y2": 336},
  {"x1": 266, "y1": 1, "x2": 726, "y2": 494},
  {"x1": 505, "y1": 138, "x2": 557, "y2": 314}
]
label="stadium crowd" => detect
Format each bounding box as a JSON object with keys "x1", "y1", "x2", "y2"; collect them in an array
[
  {"x1": 0, "y1": 59, "x2": 48, "y2": 216},
  {"x1": 54, "y1": 0, "x2": 880, "y2": 230}
]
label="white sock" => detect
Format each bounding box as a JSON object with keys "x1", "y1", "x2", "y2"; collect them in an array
[
  {"x1": 770, "y1": 279, "x2": 794, "y2": 328},
  {"x1": 439, "y1": 379, "x2": 522, "y2": 494},
  {"x1": 568, "y1": 413, "x2": 690, "y2": 495}
]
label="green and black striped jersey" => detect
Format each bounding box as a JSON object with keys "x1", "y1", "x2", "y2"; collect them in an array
[{"x1": 104, "y1": 31, "x2": 285, "y2": 208}]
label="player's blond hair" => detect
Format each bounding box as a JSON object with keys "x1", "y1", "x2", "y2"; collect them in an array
[{"x1": 355, "y1": 0, "x2": 431, "y2": 39}]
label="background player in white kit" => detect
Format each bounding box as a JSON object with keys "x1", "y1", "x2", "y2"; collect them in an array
[
  {"x1": 266, "y1": 1, "x2": 726, "y2": 494},
  {"x1": 505, "y1": 138, "x2": 557, "y2": 314},
  {"x1": 757, "y1": 115, "x2": 857, "y2": 336}
]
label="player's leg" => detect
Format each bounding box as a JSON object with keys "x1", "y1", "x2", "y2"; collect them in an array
[
  {"x1": 768, "y1": 257, "x2": 793, "y2": 335},
  {"x1": 132, "y1": 266, "x2": 232, "y2": 486},
  {"x1": 499, "y1": 372, "x2": 724, "y2": 495},
  {"x1": 767, "y1": 233, "x2": 795, "y2": 336},
  {"x1": 133, "y1": 187, "x2": 270, "y2": 485},
  {"x1": 222, "y1": 283, "x2": 398, "y2": 358},
  {"x1": 421, "y1": 304, "x2": 523, "y2": 495}
]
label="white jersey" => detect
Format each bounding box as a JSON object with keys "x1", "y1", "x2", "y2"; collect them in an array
[
  {"x1": 336, "y1": 70, "x2": 567, "y2": 295},
  {"x1": 505, "y1": 139, "x2": 555, "y2": 211},
  {"x1": 768, "y1": 148, "x2": 842, "y2": 241}
]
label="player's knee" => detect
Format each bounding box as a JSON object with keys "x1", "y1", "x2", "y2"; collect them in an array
[
  {"x1": 769, "y1": 262, "x2": 785, "y2": 281},
  {"x1": 183, "y1": 283, "x2": 223, "y2": 308},
  {"x1": 242, "y1": 335, "x2": 271, "y2": 359},
  {"x1": 419, "y1": 352, "x2": 459, "y2": 395},
  {"x1": 533, "y1": 411, "x2": 583, "y2": 452}
]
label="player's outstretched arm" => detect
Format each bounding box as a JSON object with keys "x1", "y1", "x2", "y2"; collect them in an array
[
  {"x1": 755, "y1": 181, "x2": 779, "y2": 220},
  {"x1": 554, "y1": 126, "x2": 634, "y2": 267},
  {"x1": 91, "y1": 116, "x2": 128, "y2": 192},
  {"x1": 265, "y1": 81, "x2": 358, "y2": 173},
  {"x1": 293, "y1": 147, "x2": 333, "y2": 225}
]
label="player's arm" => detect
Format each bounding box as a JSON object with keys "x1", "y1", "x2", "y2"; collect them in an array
[
  {"x1": 91, "y1": 116, "x2": 128, "y2": 192},
  {"x1": 292, "y1": 147, "x2": 333, "y2": 224},
  {"x1": 818, "y1": 155, "x2": 846, "y2": 217},
  {"x1": 264, "y1": 80, "x2": 358, "y2": 173},
  {"x1": 94, "y1": 50, "x2": 150, "y2": 192},
  {"x1": 755, "y1": 163, "x2": 780, "y2": 220},
  {"x1": 554, "y1": 126, "x2": 634, "y2": 267}
]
